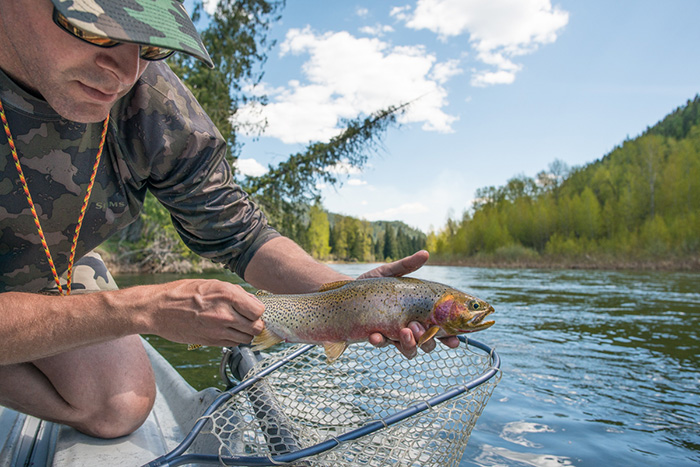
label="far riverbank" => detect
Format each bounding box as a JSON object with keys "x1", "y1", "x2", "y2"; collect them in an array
[
  {"x1": 99, "y1": 248, "x2": 700, "y2": 275},
  {"x1": 427, "y1": 255, "x2": 700, "y2": 272}
]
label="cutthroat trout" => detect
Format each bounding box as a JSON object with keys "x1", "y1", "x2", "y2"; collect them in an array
[{"x1": 251, "y1": 277, "x2": 495, "y2": 362}]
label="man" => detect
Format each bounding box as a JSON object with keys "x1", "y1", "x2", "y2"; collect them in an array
[{"x1": 0, "y1": 0, "x2": 456, "y2": 439}]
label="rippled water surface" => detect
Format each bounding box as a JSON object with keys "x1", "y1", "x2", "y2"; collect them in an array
[{"x1": 116, "y1": 265, "x2": 700, "y2": 466}]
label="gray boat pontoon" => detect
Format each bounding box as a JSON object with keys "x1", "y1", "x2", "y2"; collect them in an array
[
  {"x1": 0, "y1": 340, "x2": 220, "y2": 467},
  {"x1": 1, "y1": 337, "x2": 500, "y2": 467}
]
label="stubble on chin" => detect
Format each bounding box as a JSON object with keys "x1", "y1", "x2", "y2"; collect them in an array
[{"x1": 42, "y1": 72, "x2": 121, "y2": 123}]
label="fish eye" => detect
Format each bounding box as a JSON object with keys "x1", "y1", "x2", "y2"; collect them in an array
[{"x1": 469, "y1": 300, "x2": 480, "y2": 310}]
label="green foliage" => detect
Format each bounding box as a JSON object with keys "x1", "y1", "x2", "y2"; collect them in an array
[
  {"x1": 306, "y1": 204, "x2": 331, "y2": 260},
  {"x1": 324, "y1": 213, "x2": 426, "y2": 262},
  {"x1": 430, "y1": 96, "x2": 700, "y2": 267},
  {"x1": 646, "y1": 95, "x2": 700, "y2": 140},
  {"x1": 169, "y1": 0, "x2": 285, "y2": 160},
  {"x1": 383, "y1": 224, "x2": 398, "y2": 261},
  {"x1": 107, "y1": 192, "x2": 203, "y2": 271}
]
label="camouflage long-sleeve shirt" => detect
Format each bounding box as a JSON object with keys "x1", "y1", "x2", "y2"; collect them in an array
[{"x1": 0, "y1": 62, "x2": 279, "y2": 293}]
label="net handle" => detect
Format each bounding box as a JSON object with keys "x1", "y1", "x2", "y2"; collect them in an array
[{"x1": 144, "y1": 344, "x2": 317, "y2": 467}]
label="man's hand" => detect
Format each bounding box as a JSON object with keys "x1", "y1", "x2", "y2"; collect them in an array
[
  {"x1": 359, "y1": 250, "x2": 460, "y2": 358},
  {"x1": 142, "y1": 279, "x2": 265, "y2": 347},
  {"x1": 357, "y1": 249, "x2": 430, "y2": 280}
]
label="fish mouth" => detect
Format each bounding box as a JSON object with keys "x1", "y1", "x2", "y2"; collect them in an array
[{"x1": 459, "y1": 306, "x2": 495, "y2": 333}]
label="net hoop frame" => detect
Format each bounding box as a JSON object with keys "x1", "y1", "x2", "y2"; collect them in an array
[{"x1": 144, "y1": 336, "x2": 501, "y2": 467}]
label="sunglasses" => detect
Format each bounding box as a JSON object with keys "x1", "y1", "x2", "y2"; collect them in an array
[{"x1": 52, "y1": 8, "x2": 175, "y2": 61}]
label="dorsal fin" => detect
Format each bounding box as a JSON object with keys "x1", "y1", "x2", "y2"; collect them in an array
[{"x1": 318, "y1": 280, "x2": 354, "y2": 292}]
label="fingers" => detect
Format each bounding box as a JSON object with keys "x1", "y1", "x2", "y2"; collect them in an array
[
  {"x1": 218, "y1": 284, "x2": 265, "y2": 344},
  {"x1": 369, "y1": 321, "x2": 455, "y2": 360},
  {"x1": 438, "y1": 336, "x2": 461, "y2": 349},
  {"x1": 155, "y1": 279, "x2": 266, "y2": 347},
  {"x1": 224, "y1": 311, "x2": 265, "y2": 340},
  {"x1": 368, "y1": 332, "x2": 391, "y2": 348},
  {"x1": 396, "y1": 250, "x2": 430, "y2": 276},
  {"x1": 408, "y1": 322, "x2": 436, "y2": 353},
  {"x1": 227, "y1": 286, "x2": 265, "y2": 322},
  {"x1": 398, "y1": 328, "x2": 418, "y2": 359},
  {"x1": 357, "y1": 250, "x2": 430, "y2": 279},
  {"x1": 218, "y1": 325, "x2": 263, "y2": 347}
]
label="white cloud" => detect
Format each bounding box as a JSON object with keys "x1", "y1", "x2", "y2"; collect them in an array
[
  {"x1": 359, "y1": 24, "x2": 395, "y2": 37},
  {"x1": 366, "y1": 202, "x2": 430, "y2": 220},
  {"x1": 471, "y1": 69, "x2": 517, "y2": 87},
  {"x1": 394, "y1": 0, "x2": 569, "y2": 86},
  {"x1": 347, "y1": 179, "x2": 368, "y2": 186},
  {"x1": 233, "y1": 27, "x2": 458, "y2": 144},
  {"x1": 430, "y1": 59, "x2": 463, "y2": 84},
  {"x1": 201, "y1": 0, "x2": 218, "y2": 16},
  {"x1": 234, "y1": 158, "x2": 268, "y2": 177},
  {"x1": 389, "y1": 5, "x2": 412, "y2": 22},
  {"x1": 321, "y1": 169, "x2": 474, "y2": 232}
]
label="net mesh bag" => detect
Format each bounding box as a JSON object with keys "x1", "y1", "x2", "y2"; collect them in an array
[{"x1": 201, "y1": 340, "x2": 500, "y2": 466}]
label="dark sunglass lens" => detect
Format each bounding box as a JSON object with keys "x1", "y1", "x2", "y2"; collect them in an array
[{"x1": 140, "y1": 47, "x2": 175, "y2": 61}]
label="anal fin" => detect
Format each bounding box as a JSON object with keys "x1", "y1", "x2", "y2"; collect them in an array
[{"x1": 323, "y1": 341, "x2": 348, "y2": 363}]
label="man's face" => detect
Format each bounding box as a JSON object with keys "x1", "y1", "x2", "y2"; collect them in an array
[{"x1": 0, "y1": 0, "x2": 150, "y2": 123}]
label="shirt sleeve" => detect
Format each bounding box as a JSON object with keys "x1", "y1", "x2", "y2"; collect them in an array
[{"x1": 114, "y1": 62, "x2": 280, "y2": 278}]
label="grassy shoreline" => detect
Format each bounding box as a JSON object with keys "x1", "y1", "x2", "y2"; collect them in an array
[
  {"x1": 100, "y1": 247, "x2": 700, "y2": 275},
  {"x1": 426, "y1": 255, "x2": 700, "y2": 272}
]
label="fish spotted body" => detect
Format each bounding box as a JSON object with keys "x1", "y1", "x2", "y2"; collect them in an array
[{"x1": 251, "y1": 277, "x2": 495, "y2": 362}]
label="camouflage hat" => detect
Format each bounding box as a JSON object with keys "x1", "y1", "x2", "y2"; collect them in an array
[{"x1": 51, "y1": 0, "x2": 213, "y2": 67}]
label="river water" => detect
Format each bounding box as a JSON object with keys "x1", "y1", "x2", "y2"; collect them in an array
[{"x1": 115, "y1": 265, "x2": 700, "y2": 466}]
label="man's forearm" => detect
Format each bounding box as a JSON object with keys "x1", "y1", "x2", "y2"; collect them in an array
[
  {"x1": 1, "y1": 276, "x2": 270, "y2": 365},
  {"x1": 243, "y1": 236, "x2": 351, "y2": 294},
  {"x1": 0, "y1": 290, "x2": 142, "y2": 365}
]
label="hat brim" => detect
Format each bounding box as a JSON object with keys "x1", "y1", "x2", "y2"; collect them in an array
[{"x1": 52, "y1": 0, "x2": 214, "y2": 68}]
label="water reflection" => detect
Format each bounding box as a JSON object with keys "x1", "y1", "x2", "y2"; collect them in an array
[
  {"x1": 500, "y1": 421, "x2": 555, "y2": 448},
  {"x1": 442, "y1": 267, "x2": 700, "y2": 467},
  {"x1": 472, "y1": 444, "x2": 576, "y2": 467}
]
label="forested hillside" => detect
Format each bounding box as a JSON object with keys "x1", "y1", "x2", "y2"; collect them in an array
[
  {"x1": 427, "y1": 95, "x2": 700, "y2": 269},
  {"x1": 294, "y1": 205, "x2": 426, "y2": 263},
  {"x1": 103, "y1": 198, "x2": 425, "y2": 272}
]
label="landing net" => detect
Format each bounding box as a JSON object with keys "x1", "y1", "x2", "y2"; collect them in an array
[{"x1": 198, "y1": 337, "x2": 500, "y2": 466}]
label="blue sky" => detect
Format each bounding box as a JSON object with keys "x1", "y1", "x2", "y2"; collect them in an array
[{"x1": 198, "y1": 0, "x2": 700, "y2": 233}]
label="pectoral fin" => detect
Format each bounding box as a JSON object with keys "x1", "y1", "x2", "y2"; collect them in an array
[
  {"x1": 416, "y1": 326, "x2": 441, "y2": 346},
  {"x1": 323, "y1": 341, "x2": 349, "y2": 363},
  {"x1": 187, "y1": 344, "x2": 202, "y2": 351},
  {"x1": 251, "y1": 328, "x2": 284, "y2": 351}
]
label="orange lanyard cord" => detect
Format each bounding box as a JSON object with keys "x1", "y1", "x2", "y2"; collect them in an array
[
  {"x1": 66, "y1": 116, "x2": 109, "y2": 294},
  {"x1": 0, "y1": 96, "x2": 109, "y2": 295}
]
